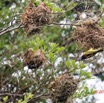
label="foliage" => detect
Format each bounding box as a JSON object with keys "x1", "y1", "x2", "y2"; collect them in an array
[{"x1": 0, "y1": 0, "x2": 104, "y2": 103}]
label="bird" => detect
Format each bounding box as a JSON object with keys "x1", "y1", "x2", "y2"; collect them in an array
[{"x1": 81, "y1": 48, "x2": 103, "y2": 60}]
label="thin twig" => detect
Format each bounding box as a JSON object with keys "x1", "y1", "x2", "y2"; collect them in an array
[
  {"x1": 28, "y1": 91, "x2": 47, "y2": 102},
  {"x1": 52, "y1": 22, "x2": 73, "y2": 25},
  {"x1": 0, "y1": 93, "x2": 24, "y2": 97},
  {"x1": 0, "y1": 25, "x2": 13, "y2": 33},
  {"x1": 0, "y1": 24, "x2": 23, "y2": 36}
]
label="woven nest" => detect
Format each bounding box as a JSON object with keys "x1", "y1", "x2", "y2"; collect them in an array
[
  {"x1": 49, "y1": 73, "x2": 78, "y2": 103},
  {"x1": 21, "y1": 1, "x2": 51, "y2": 35},
  {"x1": 73, "y1": 18, "x2": 104, "y2": 51},
  {"x1": 23, "y1": 49, "x2": 46, "y2": 69}
]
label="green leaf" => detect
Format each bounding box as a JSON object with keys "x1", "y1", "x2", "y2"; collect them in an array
[
  {"x1": 18, "y1": 99, "x2": 23, "y2": 103},
  {"x1": 65, "y1": 61, "x2": 70, "y2": 68},
  {"x1": 80, "y1": 70, "x2": 91, "y2": 79},
  {"x1": 50, "y1": 43, "x2": 58, "y2": 53},
  {"x1": 51, "y1": 43, "x2": 57, "y2": 49},
  {"x1": 79, "y1": 61, "x2": 86, "y2": 69},
  {"x1": 43, "y1": 45, "x2": 47, "y2": 51},
  {"x1": 24, "y1": 93, "x2": 33, "y2": 103},
  {"x1": 65, "y1": 1, "x2": 78, "y2": 11},
  {"x1": 86, "y1": 72, "x2": 91, "y2": 78},
  {"x1": 80, "y1": 69, "x2": 86, "y2": 76},
  {"x1": 49, "y1": 52, "x2": 55, "y2": 62},
  {"x1": 38, "y1": 39, "x2": 44, "y2": 47},
  {"x1": 44, "y1": 2, "x2": 63, "y2": 12},
  {"x1": 5, "y1": 45, "x2": 11, "y2": 50},
  {"x1": 99, "y1": 17, "x2": 104, "y2": 28},
  {"x1": 35, "y1": 37, "x2": 40, "y2": 43},
  {"x1": 3, "y1": 96, "x2": 8, "y2": 102},
  {"x1": 27, "y1": 93, "x2": 33, "y2": 99},
  {"x1": 91, "y1": 89, "x2": 96, "y2": 94},
  {"x1": 57, "y1": 47, "x2": 65, "y2": 53},
  {"x1": 85, "y1": 86, "x2": 89, "y2": 94},
  {"x1": 71, "y1": 60, "x2": 77, "y2": 69}
]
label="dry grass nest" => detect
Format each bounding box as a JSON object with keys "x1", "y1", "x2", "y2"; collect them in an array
[
  {"x1": 73, "y1": 18, "x2": 104, "y2": 51},
  {"x1": 23, "y1": 49, "x2": 46, "y2": 69},
  {"x1": 49, "y1": 73, "x2": 79, "y2": 103},
  {"x1": 21, "y1": 1, "x2": 51, "y2": 35}
]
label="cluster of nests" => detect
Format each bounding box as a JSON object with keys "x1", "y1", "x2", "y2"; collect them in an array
[
  {"x1": 21, "y1": 1, "x2": 51, "y2": 35},
  {"x1": 72, "y1": 18, "x2": 104, "y2": 51},
  {"x1": 49, "y1": 73, "x2": 79, "y2": 103},
  {"x1": 23, "y1": 49, "x2": 46, "y2": 69}
]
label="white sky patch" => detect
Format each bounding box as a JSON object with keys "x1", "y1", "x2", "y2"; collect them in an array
[
  {"x1": 68, "y1": 53, "x2": 75, "y2": 58},
  {"x1": 54, "y1": 57, "x2": 63, "y2": 67},
  {"x1": 83, "y1": 66, "x2": 92, "y2": 72},
  {"x1": 62, "y1": 30, "x2": 66, "y2": 37},
  {"x1": 80, "y1": 12, "x2": 87, "y2": 19},
  {"x1": 60, "y1": 18, "x2": 71, "y2": 29},
  {"x1": 97, "y1": 58, "x2": 103, "y2": 64},
  {"x1": 24, "y1": 66, "x2": 28, "y2": 71},
  {"x1": 22, "y1": 0, "x2": 25, "y2": 2},
  {"x1": 10, "y1": 3, "x2": 16, "y2": 10},
  {"x1": 28, "y1": 69, "x2": 32, "y2": 73},
  {"x1": 46, "y1": 99, "x2": 52, "y2": 103},
  {"x1": 13, "y1": 70, "x2": 21, "y2": 77}
]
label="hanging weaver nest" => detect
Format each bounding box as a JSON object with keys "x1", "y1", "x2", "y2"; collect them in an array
[
  {"x1": 21, "y1": 1, "x2": 51, "y2": 35},
  {"x1": 73, "y1": 18, "x2": 104, "y2": 51},
  {"x1": 23, "y1": 49, "x2": 46, "y2": 69},
  {"x1": 49, "y1": 73, "x2": 79, "y2": 103}
]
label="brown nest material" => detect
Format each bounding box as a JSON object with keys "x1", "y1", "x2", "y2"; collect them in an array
[
  {"x1": 21, "y1": 1, "x2": 51, "y2": 35},
  {"x1": 49, "y1": 73, "x2": 79, "y2": 103},
  {"x1": 23, "y1": 49, "x2": 46, "y2": 69},
  {"x1": 73, "y1": 18, "x2": 104, "y2": 51}
]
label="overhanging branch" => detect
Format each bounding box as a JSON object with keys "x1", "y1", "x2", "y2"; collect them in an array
[{"x1": 0, "y1": 24, "x2": 23, "y2": 36}]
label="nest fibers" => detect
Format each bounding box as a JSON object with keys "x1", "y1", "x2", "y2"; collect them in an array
[
  {"x1": 49, "y1": 73, "x2": 79, "y2": 103},
  {"x1": 73, "y1": 18, "x2": 104, "y2": 51},
  {"x1": 21, "y1": 1, "x2": 51, "y2": 35},
  {"x1": 23, "y1": 49, "x2": 46, "y2": 69}
]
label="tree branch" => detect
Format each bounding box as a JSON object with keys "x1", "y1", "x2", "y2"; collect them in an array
[
  {"x1": 0, "y1": 92, "x2": 24, "y2": 97},
  {"x1": 0, "y1": 24, "x2": 23, "y2": 36}
]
